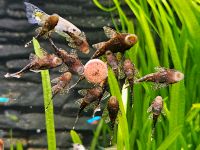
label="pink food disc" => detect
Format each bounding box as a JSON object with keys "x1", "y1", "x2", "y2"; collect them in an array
[{"x1": 84, "y1": 59, "x2": 108, "y2": 84}]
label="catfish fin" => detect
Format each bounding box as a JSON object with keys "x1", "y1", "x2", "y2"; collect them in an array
[
  {"x1": 68, "y1": 42, "x2": 77, "y2": 49},
  {"x1": 79, "y1": 32, "x2": 86, "y2": 39},
  {"x1": 51, "y1": 77, "x2": 60, "y2": 84},
  {"x1": 24, "y1": 2, "x2": 47, "y2": 25},
  {"x1": 70, "y1": 49, "x2": 78, "y2": 57},
  {"x1": 103, "y1": 26, "x2": 117, "y2": 39},
  {"x1": 92, "y1": 42, "x2": 105, "y2": 50},
  {"x1": 78, "y1": 89, "x2": 87, "y2": 96},
  {"x1": 29, "y1": 53, "x2": 38, "y2": 61},
  {"x1": 154, "y1": 66, "x2": 166, "y2": 72},
  {"x1": 4, "y1": 73, "x2": 22, "y2": 79},
  {"x1": 59, "y1": 64, "x2": 68, "y2": 72},
  {"x1": 65, "y1": 34, "x2": 73, "y2": 43}
]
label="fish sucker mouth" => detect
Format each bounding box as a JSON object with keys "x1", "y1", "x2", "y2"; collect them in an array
[
  {"x1": 174, "y1": 72, "x2": 184, "y2": 81},
  {"x1": 125, "y1": 34, "x2": 138, "y2": 46}
]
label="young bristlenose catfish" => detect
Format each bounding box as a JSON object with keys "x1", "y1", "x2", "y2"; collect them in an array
[
  {"x1": 123, "y1": 59, "x2": 136, "y2": 106},
  {"x1": 91, "y1": 26, "x2": 138, "y2": 58},
  {"x1": 51, "y1": 72, "x2": 72, "y2": 98},
  {"x1": 4, "y1": 49, "x2": 62, "y2": 78},
  {"x1": 49, "y1": 38, "x2": 84, "y2": 75},
  {"x1": 147, "y1": 96, "x2": 164, "y2": 140},
  {"x1": 24, "y1": 2, "x2": 89, "y2": 54},
  {"x1": 107, "y1": 96, "x2": 119, "y2": 130},
  {"x1": 105, "y1": 51, "x2": 121, "y2": 78},
  {"x1": 64, "y1": 31, "x2": 90, "y2": 54},
  {"x1": 45, "y1": 72, "x2": 72, "y2": 110},
  {"x1": 135, "y1": 67, "x2": 184, "y2": 88},
  {"x1": 73, "y1": 83, "x2": 105, "y2": 129}
]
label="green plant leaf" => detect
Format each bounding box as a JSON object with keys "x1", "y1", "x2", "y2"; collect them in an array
[
  {"x1": 157, "y1": 125, "x2": 183, "y2": 150},
  {"x1": 33, "y1": 38, "x2": 56, "y2": 150},
  {"x1": 70, "y1": 130, "x2": 82, "y2": 144}
]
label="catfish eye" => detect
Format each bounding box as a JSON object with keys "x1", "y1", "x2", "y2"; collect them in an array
[{"x1": 73, "y1": 29, "x2": 76, "y2": 31}]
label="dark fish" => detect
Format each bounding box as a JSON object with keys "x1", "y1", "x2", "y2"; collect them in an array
[
  {"x1": 65, "y1": 31, "x2": 90, "y2": 54},
  {"x1": 147, "y1": 96, "x2": 163, "y2": 140},
  {"x1": 24, "y1": 2, "x2": 89, "y2": 51},
  {"x1": 45, "y1": 72, "x2": 72, "y2": 110},
  {"x1": 136, "y1": 67, "x2": 184, "y2": 88},
  {"x1": 4, "y1": 50, "x2": 62, "y2": 78},
  {"x1": 73, "y1": 85, "x2": 104, "y2": 129},
  {"x1": 51, "y1": 72, "x2": 72, "y2": 97},
  {"x1": 107, "y1": 96, "x2": 119, "y2": 130},
  {"x1": 123, "y1": 59, "x2": 136, "y2": 106},
  {"x1": 49, "y1": 38, "x2": 84, "y2": 75},
  {"x1": 105, "y1": 51, "x2": 119, "y2": 77},
  {"x1": 92, "y1": 26, "x2": 137, "y2": 58}
]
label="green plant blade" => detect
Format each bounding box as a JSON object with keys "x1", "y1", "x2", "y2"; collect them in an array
[
  {"x1": 108, "y1": 68, "x2": 130, "y2": 150},
  {"x1": 70, "y1": 130, "x2": 82, "y2": 144},
  {"x1": 33, "y1": 38, "x2": 56, "y2": 150},
  {"x1": 90, "y1": 119, "x2": 104, "y2": 150},
  {"x1": 157, "y1": 125, "x2": 182, "y2": 150}
]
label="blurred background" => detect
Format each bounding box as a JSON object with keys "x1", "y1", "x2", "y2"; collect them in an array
[{"x1": 0, "y1": 0, "x2": 116, "y2": 149}]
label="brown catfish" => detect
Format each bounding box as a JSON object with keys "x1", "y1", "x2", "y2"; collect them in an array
[
  {"x1": 147, "y1": 96, "x2": 163, "y2": 140},
  {"x1": 65, "y1": 31, "x2": 90, "y2": 54},
  {"x1": 25, "y1": 14, "x2": 59, "y2": 47},
  {"x1": 123, "y1": 59, "x2": 136, "y2": 107},
  {"x1": 73, "y1": 85, "x2": 104, "y2": 129},
  {"x1": 105, "y1": 51, "x2": 119, "y2": 77},
  {"x1": 91, "y1": 26, "x2": 137, "y2": 58},
  {"x1": 45, "y1": 72, "x2": 72, "y2": 110},
  {"x1": 4, "y1": 50, "x2": 62, "y2": 78},
  {"x1": 136, "y1": 67, "x2": 184, "y2": 85},
  {"x1": 49, "y1": 38, "x2": 84, "y2": 75},
  {"x1": 107, "y1": 96, "x2": 119, "y2": 130}
]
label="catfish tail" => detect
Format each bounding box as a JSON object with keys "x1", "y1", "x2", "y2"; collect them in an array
[{"x1": 4, "y1": 63, "x2": 31, "y2": 78}]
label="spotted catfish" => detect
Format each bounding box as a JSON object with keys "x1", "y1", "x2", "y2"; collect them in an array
[
  {"x1": 49, "y1": 38, "x2": 84, "y2": 75},
  {"x1": 91, "y1": 26, "x2": 138, "y2": 58},
  {"x1": 123, "y1": 59, "x2": 137, "y2": 106},
  {"x1": 4, "y1": 49, "x2": 62, "y2": 78},
  {"x1": 73, "y1": 84, "x2": 105, "y2": 129},
  {"x1": 135, "y1": 67, "x2": 184, "y2": 88},
  {"x1": 45, "y1": 72, "x2": 72, "y2": 110},
  {"x1": 24, "y1": 2, "x2": 89, "y2": 54},
  {"x1": 147, "y1": 96, "x2": 164, "y2": 140}
]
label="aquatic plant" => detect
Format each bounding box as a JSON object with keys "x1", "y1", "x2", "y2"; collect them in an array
[
  {"x1": 4, "y1": 1, "x2": 199, "y2": 149},
  {"x1": 33, "y1": 38, "x2": 56, "y2": 150},
  {"x1": 92, "y1": 0, "x2": 200, "y2": 149}
]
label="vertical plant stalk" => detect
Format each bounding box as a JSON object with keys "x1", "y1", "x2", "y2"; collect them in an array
[{"x1": 33, "y1": 38, "x2": 56, "y2": 150}]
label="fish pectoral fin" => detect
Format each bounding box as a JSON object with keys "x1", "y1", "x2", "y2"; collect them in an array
[
  {"x1": 154, "y1": 66, "x2": 166, "y2": 72},
  {"x1": 30, "y1": 69, "x2": 41, "y2": 73},
  {"x1": 68, "y1": 42, "x2": 77, "y2": 49},
  {"x1": 92, "y1": 41, "x2": 105, "y2": 50},
  {"x1": 75, "y1": 98, "x2": 84, "y2": 106},
  {"x1": 39, "y1": 48, "x2": 48, "y2": 56},
  {"x1": 70, "y1": 49, "x2": 78, "y2": 57},
  {"x1": 29, "y1": 53, "x2": 38, "y2": 61},
  {"x1": 59, "y1": 64, "x2": 68, "y2": 73},
  {"x1": 79, "y1": 32, "x2": 86, "y2": 39},
  {"x1": 51, "y1": 77, "x2": 60, "y2": 84},
  {"x1": 65, "y1": 34, "x2": 73, "y2": 43},
  {"x1": 103, "y1": 26, "x2": 117, "y2": 39},
  {"x1": 78, "y1": 89, "x2": 88, "y2": 96}
]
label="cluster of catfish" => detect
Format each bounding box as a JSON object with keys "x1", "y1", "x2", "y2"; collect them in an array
[
  {"x1": 3, "y1": 2, "x2": 135, "y2": 130},
  {"x1": 4, "y1": 2, "x2": 185, "y2": 139}
]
